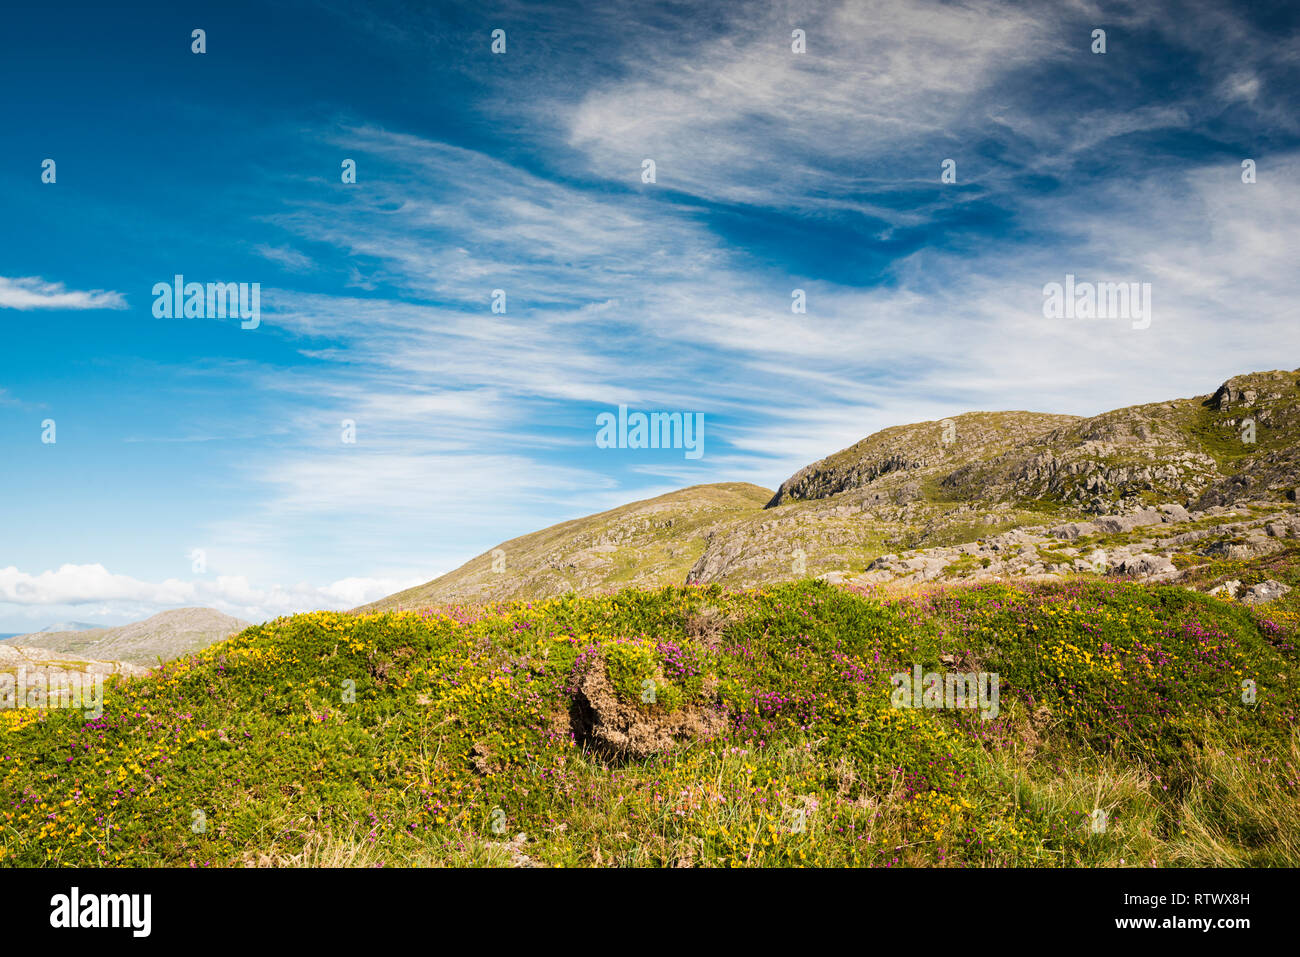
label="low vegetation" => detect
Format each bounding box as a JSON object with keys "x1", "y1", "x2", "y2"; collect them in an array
[{"x1": 3, "y1": 578, "x2": 1296, "y2": 867}]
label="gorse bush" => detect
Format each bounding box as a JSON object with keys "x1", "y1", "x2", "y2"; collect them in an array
[
  {"x1": 577, "y1": 637, "x2": 706, "y2": 713},
  {"x1": 1, "y1": 580, "x2": 1296, "y2": 867}
]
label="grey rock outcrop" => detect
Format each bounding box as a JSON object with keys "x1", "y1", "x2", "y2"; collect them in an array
[{"x1": 1241, "y1": 580, "x2": 1293, "y2": 605}]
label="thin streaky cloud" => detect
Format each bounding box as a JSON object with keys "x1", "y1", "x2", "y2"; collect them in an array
[{"x1": 0, "y1": 276, "x2": 127, "y2": 311}]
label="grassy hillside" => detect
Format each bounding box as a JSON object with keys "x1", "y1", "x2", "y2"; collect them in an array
[
  {"x1": 4, "y1": 579, "x2": 1296, "y2": 867},
  {"x1": 362, "y1": 482, "x2": 772, "y2": 611}
]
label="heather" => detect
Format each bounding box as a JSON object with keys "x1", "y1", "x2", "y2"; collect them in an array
[{"x1": 2, "y1": 579, "x2": 1297, "y2": 867}]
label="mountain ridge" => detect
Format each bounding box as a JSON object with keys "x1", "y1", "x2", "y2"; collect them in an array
[
  {"x1": 361, "y1": 370, "x2": 1300, "y2": 612},
  {"x1": 3, "y1": 607, "x2": 252, "y2": 665}
]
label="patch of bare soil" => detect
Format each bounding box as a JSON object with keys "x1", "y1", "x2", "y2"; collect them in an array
[
  {"x1": 568, "y1": 658, "x2": 725, "y2": 760},
  {"x1": 683, "y1": 605, "x2": 731, "y2": 650}
]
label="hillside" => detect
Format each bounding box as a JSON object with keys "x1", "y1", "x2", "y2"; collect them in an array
[
  {"x1": 2, "y1": 580, "x2": 1296, "y2": 866},
  {"x1": 366, "y1": 370, "x2": 1300, "y2": 607},
  {"x1": 0, "y1": 643, "x2": 150, "y2": 682},
  {"x1": 362, "y1": 483, "x2": 772, "y2": 611},
  {"x1": 4, "y1": 607, "x2": 252, "y2": 665}
]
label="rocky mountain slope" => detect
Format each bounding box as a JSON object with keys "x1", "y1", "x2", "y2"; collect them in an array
[
  {"x1": 364, "y1": 370, "x2": 1300, "y2": 609},
  {"x1": 0, "y1": 643, "x2": 150, "y2": 683},
  {"x1": 848, "y1": 499, "x2": 1298, "y2": 599},
  {"x1": 766, "y1": 410, "x2": 1080, "y2": 506},
  {"x1": 3, "y1": 607, "x2": 251, "y2": 665}
]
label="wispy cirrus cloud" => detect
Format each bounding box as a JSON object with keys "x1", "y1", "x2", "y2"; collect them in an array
[
  {"x1": 563, "y1": 0, "x2": 1058, "y2": 210},
  {"x1": 555, "y1": 0, "x2": 1296, "y2": 211},
  {"x1": 249, "y1": 128, "x2": 1300, "y2": 503},
  {"x1": 252, "y1": 243, "x2": 316, "y2": 272},
  {"x1": 0, "y1": 276, "x2": 127, "y2": 311}
]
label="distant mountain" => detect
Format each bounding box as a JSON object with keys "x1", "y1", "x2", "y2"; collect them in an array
[
  {"x1": 35, "y1": 621, "x2": 105, "y2": 633},
  {"x1": 2, "y1": 608, "x2": 252, "y2": 665},
  {"x1": 361, "y1": 370, "x2": 1300, "y2": 609}
]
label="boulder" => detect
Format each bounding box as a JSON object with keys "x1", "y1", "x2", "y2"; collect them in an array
[
  {"x1": 1093, "y1": 510, "x2": 1163, "y2": 534},
  {"x1": 1158, "y1": 504, "x2": 1191, "y2": 523},
  {"x1": 898, "y1": 556, "x2": 950, "y2": 580},
  {"x1": 1265, "y1": 518, "x2": 1300, "y2": 539},
  {"x1": 1049, "y1": 522, "x2": 1097, "y2": 541},
  {"x1": 1241, "y1": 580, "x2": 1293, "y2": 605},
  {"x1": 1115, "y1": 553, "x2": 1177, "y2": 578},
  {"x1": 1208, "y1": 580, "x2": 1243, "y2": 599},
  {"x1": 1205, "y1": 538, "x2": 1283, "y2": 560}
]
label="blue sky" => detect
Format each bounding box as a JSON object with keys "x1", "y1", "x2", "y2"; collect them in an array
[{"x1": 2, "y1": 0, "x2": 1298, "y2": 630}]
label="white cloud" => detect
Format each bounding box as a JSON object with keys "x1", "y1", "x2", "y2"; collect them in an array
[
  {"x1": 253, "y1": 243, "x2": 316, "y2": 272},
  {"x1": 0, "y1": 276, "x2": 127, "y2": 310},
  {"x1": 0, "y1": 563, "x2": 421, "y2": 626},
  {"x1": 564, "y1": 0, "x2": 1057, "y2": 208}
]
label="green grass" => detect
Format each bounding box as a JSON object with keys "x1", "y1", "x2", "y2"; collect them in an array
[
  {"x1": 2, "y1": 579, "x2": 1297, "y2": 867},
  {"x1": 1181, "y1": 376, "x2": 1300, "y2": 469},
  {"x1": 1034, "y1": 545, "x2": 1080, "y2": 566}
]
